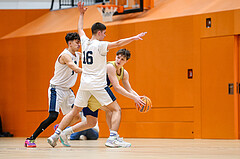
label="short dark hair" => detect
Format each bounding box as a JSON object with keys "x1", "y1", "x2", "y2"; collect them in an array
[
  {"x1": 65, "y1": 32, "x2": 80, "y2": 45},
  {"x1": 116, "y1": 49, "x2": 131, "y2": 60},
  {"x1": 91, "y1": 22, "x2": 106, "y2": 35}
]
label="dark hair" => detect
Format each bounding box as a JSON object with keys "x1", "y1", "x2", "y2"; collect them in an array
[
  {"x1": 116, "y1": 49, "x2": 131, "y2": 60},
  {"x1": 91, "y1": 22, "x2": 106, "y2": 35},
  {"x1": 65, "y1": 32, "x2": 80, "y2": 45}
]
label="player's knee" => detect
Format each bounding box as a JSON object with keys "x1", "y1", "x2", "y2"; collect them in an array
[
  {"x1": 88, "y1": 133, "x2": 99, "y2": 140},
  {"x1": 71, "y1": 106, "x2": 83, "y2": 116},
  {"x1": 104, "y1": 107, "x2": 111, "y2": 114},
  {"x1": 112, "y1": 106, "x2": 121, "y2": 113},
  {"x1": 88, "y1": 121, "x2": 97, "y2": 128},
  {"x1": 48, "y1": 111, "x2": 59, "y2": 122},
  {"x1": 117, "y1": 107, "x2": 121, "y2": 113},
  {"x1": 105, "y1": 109, "x2": 112, "y2": 116},
  {"x1": 108, "y1": 101, "x2": 121, "y2": 112},
  {"x1": 74, "y1": 113, "x2": 81, "y2": 121}
]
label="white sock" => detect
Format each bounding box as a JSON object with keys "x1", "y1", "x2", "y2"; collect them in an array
[
  {"x1": 51, "y1": 128, "x2": 62, "y2": 139},
  {"x1": 62, "y1": 127, "x2": 74, "y2": 136},
  {"x1": 55, "y1": 128, "x2": 62, "y2": 135},
  {"x1": 109, "y1": 130, "x2": 118, "y2": 138}
]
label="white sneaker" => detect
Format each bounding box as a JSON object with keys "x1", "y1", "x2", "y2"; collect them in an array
[
  {"x1": 105, "y1": 136, "x2": 131, "y2": 148},
  {"x1": 59, "y1": 132, "x2": 71, "y2": 147},
  {"x1": 47, "y1": 136, "x2": 58, "y2": 148},
  {"x1": 116, "y1": 137, "x2": 131, "y2": 148},
  {"x1": 105, "y1": 137, "x2": 121, "y2": 148}
]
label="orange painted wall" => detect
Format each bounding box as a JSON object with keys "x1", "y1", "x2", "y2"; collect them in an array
[
  {"x1": 198, "y1": 10, "x2": 240, "y2": 139},
  {"x1": 0, "y1": 9, "x2": 48, "y2": 38},
  {"x1": 201, "y1": 36, "x2": 235, "y2": 139},
  {"x1": 0, "y1": 8, "x2": 240, "y2": 139},
  {"x1": 239, "y1": 36, "x2": 240, "y2": 138}
]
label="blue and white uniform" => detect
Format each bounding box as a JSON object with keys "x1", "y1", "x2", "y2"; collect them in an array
[{"x1": 48, "y1": 49, "x2": 80, "y2": 115}]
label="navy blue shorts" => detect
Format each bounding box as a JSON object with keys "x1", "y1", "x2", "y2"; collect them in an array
[{"x1": 82, "y1": 107, "x2": 98, "y2": 118}]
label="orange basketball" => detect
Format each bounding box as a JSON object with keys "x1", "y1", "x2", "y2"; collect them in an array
[{"x1": 136, "y1": 96, "x2": 152, "y2": 113}]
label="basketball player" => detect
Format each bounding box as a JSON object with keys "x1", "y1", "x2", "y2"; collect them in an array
[
  {"x1": 57, "y1": 48, "x2": 141, "y2": 146},
  {"x1": 24, "y1": 32, "x2": 82, "y2": 148},
  {"x1": 87, "y1": 48, "x2": 142, "y2": 148},
  {"x1": 47, "y1": 1, "x2": 146, "y2": 148}
]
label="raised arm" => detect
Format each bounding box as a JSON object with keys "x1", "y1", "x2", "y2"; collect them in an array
[
  {"x1": 77, "y1": 1, "x2": 87, "y2": 37},
  {"x1": 107, "y1": 32, "x2": 147, "y2": 50},
  {"x1": 60, "y1": 54, "x2": 82, "y2": 74}
]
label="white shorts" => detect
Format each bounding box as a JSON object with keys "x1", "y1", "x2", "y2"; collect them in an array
[
  {"x1": 74, "y1": 86, "x2": 116, "y2": 108},
  {"x1": 48, "y1": 86, "x2": 75, "y2": 115}
]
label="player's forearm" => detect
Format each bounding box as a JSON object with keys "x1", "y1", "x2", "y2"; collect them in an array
[
  {"x1": 78, "y1": 14, "x2": 84, "y2": 31},
  {"x1": 123, "y1": 83, "x2": 139, "y2": 97},
  {"x1": 74, "y1": 67, "x2": 82, "y2": 74},
  {"x1": 67, "y1": 63, "x2": 82, "y2": 73},
  {"x1": 114, "y1": 36, "x2": 136, "y2": 47},
  {"x1": 129, "y1": 89, "x2": 139, "y2": 97},
  {"x1": 113, "y1": 85, "x2": 136, "y2": 100}
]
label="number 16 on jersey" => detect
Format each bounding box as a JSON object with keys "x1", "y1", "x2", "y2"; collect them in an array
[{"x1": 82, "y1": 51, "x2": 93, "y2": 64}]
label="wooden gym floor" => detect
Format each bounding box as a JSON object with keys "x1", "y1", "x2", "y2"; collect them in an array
[{"x1": 0, "y1": 137, "x2": 240, "y2": 159}]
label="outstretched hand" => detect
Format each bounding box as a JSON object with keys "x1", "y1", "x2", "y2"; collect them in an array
[
  {"x1": 134, "y1": 32, "x2": 147, "y2": 40},
  {"x1": 134, "y1": 96, "x2": 146, "y2": 109},
  {"x1": 78, "y1": 1, "x2": 88, "y2": 14}
]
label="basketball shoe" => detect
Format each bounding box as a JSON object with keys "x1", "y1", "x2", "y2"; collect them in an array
[
  {"x1": 24, "y1": 139, "x2": 36, "y2": 148},
  {"x1": 105, "y1": 135, "x2": 131, "y2": 148},
  {"x1": 47, "y1": 136, "x2": 58, "y2": 148},
  {"x1": 59, "y1": 131, "x2": 71, "y2": 147}
]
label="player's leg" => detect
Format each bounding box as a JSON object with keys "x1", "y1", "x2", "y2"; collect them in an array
[
  {"x1": 59, "y1": 107, "x2": 98, "y2": 146},
  {"x1": 105, "y1": 101, "x2": 121, "y2": 131},
  {"x1": 47, "y1": 90, "x2": 90, "y2": 147},
  {"x1": 100, "y1": 106, "x2": 112, "y2": 130},
  {"x1": 49, "y1": 90, "x2": 93, "y2": 147},
  {"x1": 25, "y1": 87, "x2": 61, "y2": 148},
  {"x1": 70, "y1": 128, "x2": 99, "y2": 140},
  {"x1": 71, "y1": 114, "x2": 97, "y2": 133},
  {"x1": 90, "y1": 87, "x2": 117, "y2": 132},
  {"x1": 69, "y1": 130, "x2": 84, "y2": 140},
  {"x1": 90, "y1": 87, "x2": 130, "y2": 147},
  {"x1": 89, "y1": 88, "x2": 116, "y2": 132},
  {"x1": 47, "y1": 105, "x2": 83, "y2": 147},
  {"x1": 104, "y1": 99, "x2": 131, "y2": 148},
  {"x1": 69, "y1": 96, "x2": 100, "y2": 140},
  {"x1": 25, "y1": 111, "x2": 58, "y2": 148},
  {"x1": 84, "y1": 128, "x2": 99, "y2": 140},
  {"x1": 61, "y1": 89, "x2": 81, "y2": 126},
  {"x1": 31, "y1": 112, "x2": 59, "y2": 139},
  {"x1": 53, "y1": 89, "x2": 81, "y2": 131}
]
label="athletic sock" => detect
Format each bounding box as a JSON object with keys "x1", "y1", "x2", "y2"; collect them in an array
[
  {"x1": 62, "y1": 127, "x2": 74, "y2": 136},
  {"x1": 109, "y1": 130, "x2": 118, "y2": 139},
  {"x1": 51, "y1": 128, "x2": 62, "y2": 139}
]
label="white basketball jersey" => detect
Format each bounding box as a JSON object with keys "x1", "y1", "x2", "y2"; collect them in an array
[
  {"x1": 79, "y1": 35, "x2": 109, "y2": 90},
  {"x1": 50, "y1": 49, "x2": 80, "y2": 88}
]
